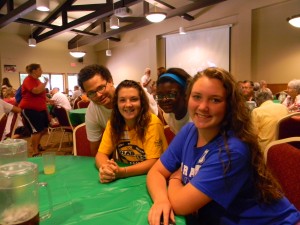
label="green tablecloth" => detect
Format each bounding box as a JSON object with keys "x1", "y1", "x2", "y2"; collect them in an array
[
  {"x1": 29, "y1": 156, "x2": 185, "y2": 225},
  {"x1": 69, "y1": 108, "x2": 86, "y2": 126}
]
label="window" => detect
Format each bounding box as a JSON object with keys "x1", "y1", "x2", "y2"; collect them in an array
[
  {"x1": 67, "y1": 74, "x2": 79, "y2": 95},
  {"x1": 50, "y1": 74, "x2": 64, "y2": 92},
  {"x1": 19, "y1": 73, "x2": 50, "y2": 90}
]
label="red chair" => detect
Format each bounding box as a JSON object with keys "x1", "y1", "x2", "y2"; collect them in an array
[
  {"x1": 53, "y1": 106, "x2": 74, "y2": 151},
  {"x1": 72, "y1": 96, "x2": 82, "y2": 109},
  {"x1": 5, "y1": 112, "x2": 21, "y2": 139},
  {"x1": 276, "y1": 112, "x2": 300, "y2": 148},
  {"x1": 73, "y1": 123, "x2": 92, "y2": 156},
  {"x1": 164, "y1": 125, "x2": 176, "y2": 145},
  {"x1": 77, "y1": 100, "x2": 90, "y2": 109},
  {"x1": 0, "y1": 113, "x2": 8, "y2": 141},
  {"x1": 264, "y1": 137, "x2": 300, "y2": 210}
]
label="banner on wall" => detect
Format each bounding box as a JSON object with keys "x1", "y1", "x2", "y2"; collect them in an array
[{"x1": 4, "y1": 65, "x2": 17, "y2": 73}]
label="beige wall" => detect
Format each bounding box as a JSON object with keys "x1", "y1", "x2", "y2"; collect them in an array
[{"x1": 0, "y1": 0, "x2": 299, "y2": 88}]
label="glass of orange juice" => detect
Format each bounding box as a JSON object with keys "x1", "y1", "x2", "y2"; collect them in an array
[{"x1": 42, "y1": 152, "x2": 56, "y2": 175}]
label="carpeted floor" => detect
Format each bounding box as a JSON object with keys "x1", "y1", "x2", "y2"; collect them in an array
[{"x1": 24, "y1": 129, "x2": 73, "y2": 157}]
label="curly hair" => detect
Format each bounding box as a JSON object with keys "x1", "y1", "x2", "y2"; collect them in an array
[
  {"x1": 110, "y1": 80, "x2": 151, "y2": 147},
  {"x1": 77, "y1": 64, "x2": 113, "y2": 91},
  {"x1": 186, "y1": 67, "x2": 283, "y2": 203}
]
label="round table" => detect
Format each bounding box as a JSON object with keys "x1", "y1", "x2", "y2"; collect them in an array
[{"x1": 69, "y1": 108, "x2": 86, "y2": 126}]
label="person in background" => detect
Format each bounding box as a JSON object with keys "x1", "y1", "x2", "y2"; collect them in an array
[
  {"x1": 49, "y1": 87, "x2": 72, "y2": 111},
  {"x1": 19, "y1": 63, "x2": 49, "y2": 157},
  {"x1": 251, "y1": 91, "x2": 289, "y2": 152},
  {"x1": 45, "y1": 88, "x2": 52, "y2": 100},
  {"x1": 242, "y1": 80, "x2": 257, "y2": 111},
  {"x1": 147, "y1": 67, "x2": 300, "y2": 225},
  {"x1": 259, "y1": 80, "x2": 273, "y2": 95},
  {"x1": 282, "y1": 79, "x2": 300, "y2": 112},
  {"x1": 95, "y1": 80, "x2": 168, "y2": 183},
  {"x1": 77, "y1": 64, "x2": 159, "y2": 156},
  {"x1": 157, "y1": 66, "x2": 166, "y2": 79},
  {"x1": 0, "y1": 99, "x2": 21, "y2": 141},
  {"x1": 2, "y1": 77, "x2": 13, "y2": 89},
  {"x1": 155, "y1": 68, "x2": 192, "y2": 134},
  {"x1": 141, "y1": 67, "x2": 152, "y2": 94},
  {"x1": 241, "y1": 80, "x2": 255, "y2": 102},
  {"x1": 71, "y1": 85, "x2": 82, "y2": 100},
  {"x1": 3, "y1": 88, "x2": 17, "y2": 106}
]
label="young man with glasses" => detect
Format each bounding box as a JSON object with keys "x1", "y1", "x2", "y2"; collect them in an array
[{"x1": 77, "y1": 64, "x2": 158, "y2": 156}]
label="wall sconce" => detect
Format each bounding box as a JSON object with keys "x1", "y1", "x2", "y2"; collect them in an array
[
  {"x1": 146, "y1": 4, "x2": 166, "y2": 23},
  {"x1": 36, "y1": 0, "x2": 50, "y2": 12},
  {"x1": 106, "y1": 39, "x2": 112, "y2": 56},
  {"x1": 287, "y1": 14, "x2": 300, "y2": 28}
]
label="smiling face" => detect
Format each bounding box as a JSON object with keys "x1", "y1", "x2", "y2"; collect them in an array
[
  {"x1": 117, "y1": 87, "x2": 141, "y2": 127},
  {"x1": 82, "y1": 74, "x2": 115, "y2": 108},
  {"x1": 156, "y1": 82, "x2": 184, "y2": 113},
  {"x1": 188, "y1": 76, "x2": 227, "y2": 134}
]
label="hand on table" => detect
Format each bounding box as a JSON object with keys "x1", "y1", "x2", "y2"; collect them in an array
[
  {"x1": 148, "y1": 199, "x2": 175, "y2": 225},
  {"x1": 99, "y1": 159, "x2": 122, "y2": 183}
]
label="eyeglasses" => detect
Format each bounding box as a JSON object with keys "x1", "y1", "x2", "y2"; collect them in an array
[
  {"x1": 86, "y1": 82, "x2": 107, "y2": 98},
  {"x1": 242, "y1": 86, "x2": 252, "y2": 90},
  {"x1": 154, "y1": 93, "x2": 177, "y2": 101}
]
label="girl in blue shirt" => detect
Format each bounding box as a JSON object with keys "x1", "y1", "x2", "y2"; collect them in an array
[{"x1": 147, "y1": 67, "x2": 300, "y2": 225}]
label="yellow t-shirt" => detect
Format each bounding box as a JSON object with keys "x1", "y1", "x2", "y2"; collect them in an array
[{"x1": 98, "y1": 114, "x2": 168, "y2": 165}]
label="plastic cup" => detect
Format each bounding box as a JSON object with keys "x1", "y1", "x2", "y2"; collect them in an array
[{"x1": 42, "y1": 152, "x2": 56, "y2": 175}]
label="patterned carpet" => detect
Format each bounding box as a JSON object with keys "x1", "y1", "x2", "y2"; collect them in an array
[{"x1": 24, "y1": 129, "x2": 73, "y2": 157}]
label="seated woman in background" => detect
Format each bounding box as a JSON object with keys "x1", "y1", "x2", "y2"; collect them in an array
[
  {"x1": 282, "y1": 79, "x2": 300, "y2": 112},
  {"x1": 95, "y1": 80, "x2": 168, "y2": 183},
  {"x1": 155, "y1": 68, "x2": 192, "y2": 134},
  {"x1": 3, "y1": 88, "x2": 17, "y2": 106},
  {"x1": 147, "y1": 67, "x2": 300, "y2": 225}
]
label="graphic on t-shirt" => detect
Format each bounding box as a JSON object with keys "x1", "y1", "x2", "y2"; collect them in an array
[
  {"x1": 117, "y1": 141, "x2": 146, "y2": 164},
  {"x1": 182, "y1": 149, "x2": 209, "y2": 184}
]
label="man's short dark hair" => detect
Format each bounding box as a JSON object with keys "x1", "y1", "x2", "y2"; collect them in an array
[{"x1": 77, "y1": 64, "x2": 113, "y2": 91}]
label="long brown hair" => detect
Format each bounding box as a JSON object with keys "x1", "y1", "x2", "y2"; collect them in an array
[
  {"x1": 186, "y1": 67, "x2": 283, "y2": 203},
  {"x1": 110, "y1": 80, "x2": 151, "y2": 146}
]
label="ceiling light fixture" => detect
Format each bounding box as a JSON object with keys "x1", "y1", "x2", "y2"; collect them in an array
[
  {"x1": 179, "y1": 16, "x2": 186, "y2": 35},
  {"x1": 287, "y1": 14, "x2": 300, "y2": 28},
  {"x1": 110, "y1": 1, "x2": 119, "y2": 29},
  {"x1": 28, "y1": 24, "x2": 36, "y2": 47},
  {"x1": 36, "y1": 0, "x2": 50, "y2": 12},
  {"x1": 110, "y1": 15, "x2": 120, "y2": 29},
  {"x1": 69, "y1": 37, "x2": 86, "y2": 58},
  {"x1": 28, "y1": 38, "x2": 36, "y2": 47},
  {"x1": 146, "y1": 4, "x2": 166, "y2": 23},
  {"x1": 106, "y1": 39, "x2": 112, "y2": 57},
  {"x1": 179, "y1": 26, "x2": 186, "y2": 35}
]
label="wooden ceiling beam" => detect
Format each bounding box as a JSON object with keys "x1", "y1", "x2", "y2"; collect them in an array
[
  {"x1": 0, "y1": 0, "x2": 35, "y2": 29},
  {"x1": 69, "y1": 0, "x2": 227, "y2": 49}
]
